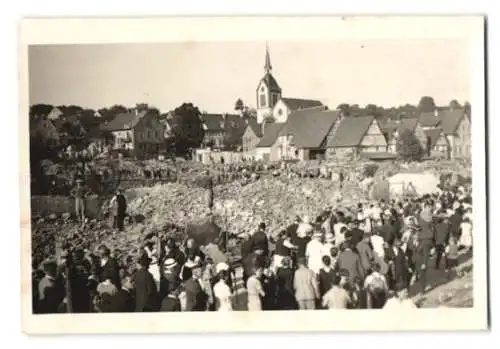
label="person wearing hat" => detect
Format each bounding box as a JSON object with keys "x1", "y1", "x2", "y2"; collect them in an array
[
  {"x1": 306, "y1": 229, "x2": 324, "y2": 276},
  {"x1": 184, "y1": 259, "x2": 208, "y2": 311},
  {"x1": 250, "y1": 222, "x2": 269, "y2": 257},
  {"x1": 37, "y1": 257, "x2": 65, "y2": 314},
  {"x1": 213, "y1": 262, "x2": 233, "y2": 311},
  {"x1": 158, "y1": 258, "x2": 181, "y2": 303},
  {"x1": 133, "y1": 253, "x2": 158, "y2": 312},
  {"x1": 109, "y1": 188, "x2": 127, "y2": 232},
  {"x1": 163, "y1": 238, "x2": 186, "y2": 269},
  {"x1": 336, "y1": 241, "x2": 365, "y2": 286},
  {"x1": 159, "y1": 282, "x2": 182, "y2": 312}
]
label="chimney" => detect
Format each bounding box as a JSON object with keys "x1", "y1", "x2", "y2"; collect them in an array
[
  {"x1": 434, "y1": 109, "x2": 438, "y2": 117},
  {"x1": 261, "y1": 120, "x2": 267, "y2": 136},
  {"x1": 135, "y1": 109, "x2": 139, "y2": 116}
]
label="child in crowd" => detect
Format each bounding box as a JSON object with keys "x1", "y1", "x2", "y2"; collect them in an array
[{"x1": 445, "y1": 236, "x2": 459, "y2": 274}]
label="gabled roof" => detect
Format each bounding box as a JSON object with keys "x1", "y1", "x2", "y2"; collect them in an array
[
  {"x1": 438, "y1": 109, "x2": 467, "y2": 135},
  {"x1": 200, "y1": 114, "x2": 224, "y2": 132},
  {"x1": 326, "y1": 115, "x2": 377, "y2": 148},
  {"x1": 283, "y1": 109, "x2": 339, "y2": 149},
  {"x1": 246, "y1": 117, "x2": 262, "y2": 137},
  {"x1": 259, "y1": 73, "x2": 281, "y2": 92},
  {"x1": 396, "y1": 118, "x2": 419, "y2": 133},
  {"x1": 256, "y1": 123, "x2": 285, "y2": 148},
  {"x1": 280, "y1": 98, "x2": 324, "y2": 112},
  {"x1": 423, "y1": 128, "x2": 445, "y2": 148},
  {"x1": 101, "y1": 110, "x2": 146, "y2": 132},
  {"x1": 419, "y1": 112, "x2": 441, "y2": 128},
  {"x1": 200, "y1": 113, "x2": 245, "y2": 133}
]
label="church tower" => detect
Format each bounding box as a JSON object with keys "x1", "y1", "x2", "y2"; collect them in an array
[{"x1": 256, "y1": 43, "x2": 282, "y2": 123}]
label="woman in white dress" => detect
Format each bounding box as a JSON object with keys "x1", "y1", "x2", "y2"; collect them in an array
[
  {"x1": 246, "y1": 267, "x2": 265, "y2": 311},
  {"x1": 213, "y1": 262, "x2": 233, "y2": 311},
  {"x1": 459, "y1": 217, "x2": 473, "y2": 251}
]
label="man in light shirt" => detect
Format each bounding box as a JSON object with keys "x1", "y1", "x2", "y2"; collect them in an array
[
  {"x1": 306, "y1": 230, "x2": 324, "y2": 275},
  {"x1": 297, "y1": 216, "x2": 313, "y2": 238},
  {"x1": 370, "y1": 229, "x2": 385, "y2": 260}
]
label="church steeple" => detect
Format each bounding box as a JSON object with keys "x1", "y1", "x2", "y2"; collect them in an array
[{"x1": 264, "y1": 42, "x2": 272, "y2": 73}]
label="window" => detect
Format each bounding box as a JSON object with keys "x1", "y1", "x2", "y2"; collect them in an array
[
  {"x1": 271, "y1": 93, "x2": 279, "y2": 106},
  {"x1": 260, "y1": 94, "x2": 266, "y2": 107}
]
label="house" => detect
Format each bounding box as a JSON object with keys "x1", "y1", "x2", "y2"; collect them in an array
[
  {"x1": 101, "y1": 109, "x2": 165, "y2": 159},
  {"x1": 275, "y1": 108, "x2": 338, "y2": 161},
  {"x1": 325, "y1": 115, "x2": 387, "y2": 161},
  {"x1": 439, "y1": 109, "x2": 471, "y2": 159},
  {"x1": 384, "y1": 118, "x2": 427, "y2": 154},
  {"x1": 424, "y1": 128, "x2": 449, "y2": 159},
  {"x1": 242, "y1": 118, "x2": 263, "y2": 155},
  {"x1": 30, "y1": 118, "x2": 60, "y2": 146},
  {"x1": 254, "y1": 123, "x2": 286, "y2": 162},
  {"x1": 271, "y1": 98, "x2": 324, "y2": 123},
  {"x1": 52, "y1": 114, "x2": 87, "y2": 143},
  {"x1": 200, "y1": 113, "x2": 247, "y2": 150}
]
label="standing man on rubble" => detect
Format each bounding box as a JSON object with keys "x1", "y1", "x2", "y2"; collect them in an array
[
  {"x1": 70, "y1": 178, "x2": 87, "y2": 228},
  {"x1": 109, "y1": 188, "x2": 127, "y2": 233}
]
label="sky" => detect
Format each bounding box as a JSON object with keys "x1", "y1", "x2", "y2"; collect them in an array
[{"x1": 28, "y1": 40, "x2": 470, "y2": 113}]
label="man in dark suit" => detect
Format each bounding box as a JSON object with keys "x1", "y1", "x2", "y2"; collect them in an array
[
  {"x1": 337, "y1": 242, "x2": 365, "y2": 285},
  {"x1": 101, "y1": 275, "x2": 135, "y2": 312},
  {"x1": 98, "y1": 245, "x2": 121, "y2": 289},
  {"x1": 184, "y1": 260, "x2": 208, "y2": 311},
  {"x1": 133, "y1": 254, "x2": 158, "y2": 312},
  {"x1": 250, "y1": 222, "x2": 269, "y2": 257},
  {"x1": 385, "y1": 237, "x2": 410, "y2": 291}
]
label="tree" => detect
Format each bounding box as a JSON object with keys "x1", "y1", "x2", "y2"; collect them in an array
[
  {"x1": 337, "y1": 103, "x2": 351, "y2": 116},
  {"x1": 234, "y1": 98, "x2": 244, "y2": 111},
  {"x1": 418, "y1": 96, "x2": 436, "y2": 113},
  {"x1": 396, "y1": 129, "x2": 425, "y2": 162},
  {"x1": 449, "y1": 99, "x2": 462, "y2": 110},
  {"x1": 30, "y1": 104, "x2": 53, "y2": 119},
  {"x1": 171, "y1": 103, "x2": 204, "y2": 155}
]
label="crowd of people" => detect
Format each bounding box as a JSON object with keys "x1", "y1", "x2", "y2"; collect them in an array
[{"x1": 33, "y1": 180, "x2": 473, "y2": 314}]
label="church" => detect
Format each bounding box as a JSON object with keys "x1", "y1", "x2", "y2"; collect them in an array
[{"x1": 255, "y1": 44, "x2": 325, "y2": 124}]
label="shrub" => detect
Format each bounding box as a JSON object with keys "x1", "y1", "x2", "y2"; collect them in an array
[{"x1": 363, "y1": 163, "x2": 379, "y2": 178}]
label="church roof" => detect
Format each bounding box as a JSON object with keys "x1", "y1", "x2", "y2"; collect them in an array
[
  {"x1": 280, "y1": 98, "x2": 324, "y2": 111},
  {"x1": 259, "y1": 73, "x2": 281, "y2": 92}
]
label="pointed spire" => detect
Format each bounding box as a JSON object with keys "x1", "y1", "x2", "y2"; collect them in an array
[{"x1": 264, "y1": 42, "x2": 272, "y2": 73}]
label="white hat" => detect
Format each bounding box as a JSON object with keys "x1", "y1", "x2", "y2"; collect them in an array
[
  {"x1": 303, "y1": 216, "x2": 310, "y2": 224},
  {"x1": 446, "y1": 209, "x2": 454, "y2": 217},
  {"x1": 164, "y1": 258, "x2": 177, "y2": 269},
  {"x1": 325, "y1": 232, "x2": 334, "y2": 242},
  {"x1": 215, "y1": 262, "x2": 230, "y2": 274}
]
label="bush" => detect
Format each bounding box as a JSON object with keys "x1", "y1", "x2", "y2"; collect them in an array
[
  {"x1": 363, "y1": 163, "x2": 379, "y2": 178},
  {"x1": 396, "y1": 129, "x2": 425, "y2": 162}
]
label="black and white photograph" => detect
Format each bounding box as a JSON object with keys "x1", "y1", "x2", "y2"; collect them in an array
[{"x1": 19, "y1": 16, "x2": 487, "y2": 333}]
